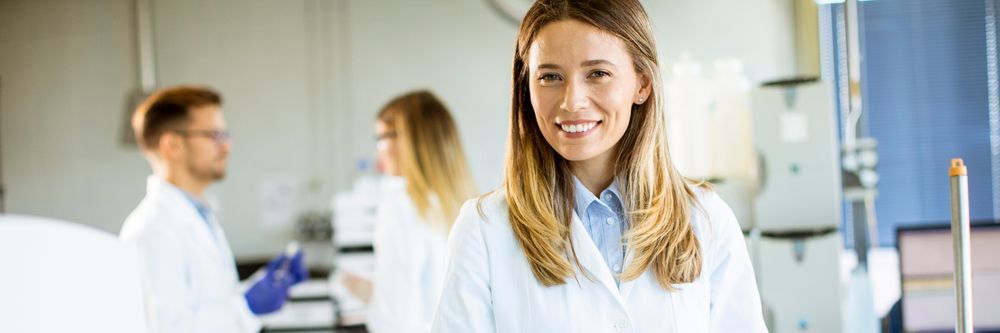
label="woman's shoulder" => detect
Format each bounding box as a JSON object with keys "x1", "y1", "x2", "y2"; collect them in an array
[
  {"x1": 689, "y1": 185, "x2": 730, "y2": 215},
  {"x1": 451, "y1": 189, "x2": 514, "y2": 239},
  {"x1": 456, "y1": 190, "x2": 508, "y2": 223},
  {"x1": 687, "y1": 185, "x2": 746, "y2": 257},
  {"x1": 376, "y1": 176, "x2": 418, "y2": 208}
]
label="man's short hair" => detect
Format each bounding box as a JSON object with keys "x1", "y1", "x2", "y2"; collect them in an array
[{"x1": 132, "y1": 85, "x2": 222, "y2": 151}]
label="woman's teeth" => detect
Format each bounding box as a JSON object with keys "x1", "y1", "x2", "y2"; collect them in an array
[{"x1": 560, "y1": 122, "x2": 597, "y2": 133}]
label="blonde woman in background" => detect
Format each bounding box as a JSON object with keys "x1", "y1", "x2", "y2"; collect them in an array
[
  {"x1": 342, "y1": 90, "x2": 477, "y2": 333},
  {"x1": 432, "y1": 0, "x2": 767, "y2": 332}
]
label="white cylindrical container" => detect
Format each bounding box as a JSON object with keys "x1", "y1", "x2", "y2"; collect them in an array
[
  {"x1": 666, "y1": 56, "x2": 712, "y2": 179},
  {"x1": 710, "y1": 59, "x2": 755, "y2": 182}
]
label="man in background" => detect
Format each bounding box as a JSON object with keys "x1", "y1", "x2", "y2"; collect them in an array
[{"x1": 120, "y1": 85, "x2": 307, "y2": 333}]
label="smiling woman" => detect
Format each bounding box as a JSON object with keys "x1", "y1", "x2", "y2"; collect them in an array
[
  {"x1": 431, "y1": 0, "x2": 768, "y2": 332},
  {"x1": 527, "y1": 19, "x2": 650, "y2": 188}
]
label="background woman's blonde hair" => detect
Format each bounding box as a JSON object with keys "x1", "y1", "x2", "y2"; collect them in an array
[
  {"x1": 378, "y1": 90, "x2": 477, "y2": 232},
  {"x1": 503, "y1": 0, "x2": 703, "y2": 289}
]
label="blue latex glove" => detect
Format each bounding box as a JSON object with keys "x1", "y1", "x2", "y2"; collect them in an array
[{"x1": 244, "y1": 251, "x2": 308, "y2": 315}]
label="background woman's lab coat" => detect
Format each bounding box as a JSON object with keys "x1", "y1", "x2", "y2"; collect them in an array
[
  {"x1": 367, "y1": 177, "x2": 448, "y2": 333},
  {"x1": 120, "y1": 176, "x2": 260, "y2": 333},
  {"x1": 432, "y1": 189, "x2": 768, "y2": 333}
]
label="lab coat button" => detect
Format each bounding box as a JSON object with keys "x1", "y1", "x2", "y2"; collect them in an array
[{"x1": 614, "y1": 320, "x2": 630, "y2": 332}]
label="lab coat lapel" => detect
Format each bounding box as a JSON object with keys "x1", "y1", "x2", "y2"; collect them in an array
[
  {"x1": 148, "y1": 176, "x2": 228, "y2": 265},
  {"x1": 619, "y1": 247, "x2": 638, "y2": 300},
  {"x1": 206, "y1": 214, "x2": 237, "y2": 271},
  {"x1": 569, "y1": 211, "x2": 626, "y2": 307},
  {"x1": 619, "y1": 201, "x2": 700, "y2": 301},
  {"x1": 181, "y1": 203, "x2": 228, "y2": 268}
]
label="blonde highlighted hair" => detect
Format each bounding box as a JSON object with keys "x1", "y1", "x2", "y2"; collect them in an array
[
  {"x1": 503, "y1": 0, "x2": 704, "y2": 289},
  {"x1": 378, "y1": 90, "x2": 477, "y2": 232}
]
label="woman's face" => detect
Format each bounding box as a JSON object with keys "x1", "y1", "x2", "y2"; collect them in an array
[
  {"x1": 527, "y1": 19, "x2": 650, "y2": 166},
  {"x1": 375, "y1": 119, "x2": 401, "y2": 176}
]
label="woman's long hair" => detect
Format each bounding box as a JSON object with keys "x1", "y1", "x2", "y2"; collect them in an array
[
  {"x1": 378, "y1": 90, "x2": 477, "y2": 232},
  {"x1": 503, "y1": 0, "x2": 703, "y2": 290}
]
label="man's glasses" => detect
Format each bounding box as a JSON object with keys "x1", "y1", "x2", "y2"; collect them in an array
[{"x1": 175, "y1": 129, "x2": 231, "y2": 143}]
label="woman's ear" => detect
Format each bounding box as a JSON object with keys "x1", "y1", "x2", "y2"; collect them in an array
[{"x1": 635, "y1": 73, "x2": 652, "y2": 105}]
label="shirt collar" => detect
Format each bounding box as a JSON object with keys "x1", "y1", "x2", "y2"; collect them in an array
[
  {"x1": 168, "y1": 180, "x2": 213, "y2": 223},
  {"x1": 571, "y1": 176, "x2": 623, "y2": 219}
]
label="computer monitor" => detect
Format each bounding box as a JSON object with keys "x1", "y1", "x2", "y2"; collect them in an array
[{"x1": 897, "y1": 223, "x2": 1000, "y2": 332}]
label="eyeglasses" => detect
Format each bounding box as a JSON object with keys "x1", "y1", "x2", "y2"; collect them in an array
[
  {"x1": 175, "y1": 129, "x2": 231, "y2": 143},
  {"x1": 375, "y1": 131, "x2": 397, "y2": 142}
]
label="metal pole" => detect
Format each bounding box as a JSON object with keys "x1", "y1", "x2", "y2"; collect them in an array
[
  {"x1": 843, "y1": 0, "x2": 864, "y2": 148},
  {"x1": 136, "y1": 0, "x2": 157, "y2": 93},
  {"x1": 949, "y1": 158, "x2": 973, "y2": 332}
]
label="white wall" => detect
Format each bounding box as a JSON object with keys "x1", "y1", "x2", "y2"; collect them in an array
[
  {"x1": 149, "y1": 0, "x2": 338, "y2": 255},
  {"x1": 0, "y1": 0, "x2": 148, "y2": 237},
  {"x1": 341, "y1": 0, "x2": 517, "y2": 194},
  {"x1": 646, "y1": 0, "x2": 796, "y2": 82},
  {"x1": 0, "y1": 0, "x2": 794, "y2": 257}
]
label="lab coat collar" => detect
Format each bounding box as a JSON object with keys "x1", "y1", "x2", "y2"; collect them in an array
[
  {"x1": 569, "y1": 210, "x2": 627, "y2": 308},
  {"x1": 177, "y1": 188, "x2": 213, "y2": 224},
  {"x1": 145, "y1": 175, "x2": 233, "y2": 268},
  {"x1": 616, "y1": 199, "x2": 703, "y2": 303},
  {"x1": 566, "y1": 186, "x2": 697, "y2": 307},
  {"x1": 380, "y1": 175, "x2": 405, "y2": 192}
]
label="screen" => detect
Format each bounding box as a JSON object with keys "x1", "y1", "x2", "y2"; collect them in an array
[{"x1": 898, "y1": 224, "x2": 1000, "y2": 332}]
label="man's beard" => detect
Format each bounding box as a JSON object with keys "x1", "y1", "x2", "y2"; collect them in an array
[{"x1": 187, "y1": 159, "x2": 226, "y2": 182}]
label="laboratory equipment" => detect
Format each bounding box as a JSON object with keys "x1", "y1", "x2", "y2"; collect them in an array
[
  {"x1": 949, "y1": 158, "x2": 973, "y2": 333},
  {"x1": 326, "y1": 160, "x2": 380, "y2": 327},
  {"x1": 331, "y1": 159, "x2": 380, "y2": 248},
  {"x1": 666, "y1": 56, "x2": 713, "y2": 180},
  {"x1": 897, "y1": 223, "x2": 1000, "y2": 332},
  {"x1": 750, "y1": 79, "x2": 845, "y2": 333}
]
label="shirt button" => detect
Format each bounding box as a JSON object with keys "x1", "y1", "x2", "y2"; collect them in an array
[
  {"x1": 613, "y1": 264, "x2": 622, "y2": 272},
  {"x1": 603, "y1": 193, "x2": 613, "y2": 201},
  {"x1": 614, "y1": 320, "x2": 630, "y2": 332},
  {"x1": 605, "y1": 217, "x2": 615, "y2": 225}
]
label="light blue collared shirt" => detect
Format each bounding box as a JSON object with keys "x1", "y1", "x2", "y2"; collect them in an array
[
  {"x1": 174, "y1": 185, "x2": 213, "y2": 226},
  {"x1": 175, "y1": 187, "x2": 220, "y2": 244},
  {"x1": 572, "y1": 177, "x2": 628, "y2": 282}
]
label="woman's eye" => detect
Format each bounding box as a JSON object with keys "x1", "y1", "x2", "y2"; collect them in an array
[
  {"x1": 539, "y1": 73, "x2": 562, "y2": 82},
  {"x1": 589, "y1": 70, "x2": 611, "y2": 79}
]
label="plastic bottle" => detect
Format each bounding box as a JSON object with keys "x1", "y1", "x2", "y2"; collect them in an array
[
  {"x1": 666, "y1": 55, "x2": 713, "y2": 179},
  {"x1": 710, "y1": 59, "x2": 755, "y2": 182}
]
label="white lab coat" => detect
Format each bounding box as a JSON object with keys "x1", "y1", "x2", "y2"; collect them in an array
[
  {"x1": 367, "y1": 177, "x2": 448, "y2": 333},
  {"x1": 120, "y1": 176, "x2": 260, "y2": 333},
  {"x1": 432, "y1": 189, "x2": 768, "y2": 333}
]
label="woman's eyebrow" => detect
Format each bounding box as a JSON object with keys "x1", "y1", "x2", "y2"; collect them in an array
[
  {"x1": 581, "y1": 59, "x2": 615, "y2": 67},
  {"x1": 537, "y1": 59, "x2": 616, "y2": 70},
  {"x1": 537, "y1": 63, "x2": 562, "y2": 70}
]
